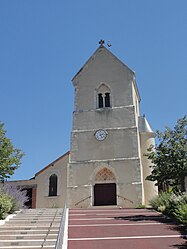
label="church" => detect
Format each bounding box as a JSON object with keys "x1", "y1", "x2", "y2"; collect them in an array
[{"x1": 9, "y1": 42, "x2": 158, "y2": 209}]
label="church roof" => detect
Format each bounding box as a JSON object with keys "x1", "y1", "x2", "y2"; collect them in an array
[
  {"x1": 72, "y1": 43, "x2": 140, "y2": 101},
  {"x1": 138, "y1": 116, "x2": 155, "y2": 135},
  {"x1": 72, "y1": 44, "x2": 135, "y2": 80},
  {"x1": 35, "y1": 151, "x2": 69, "y2": 176}
]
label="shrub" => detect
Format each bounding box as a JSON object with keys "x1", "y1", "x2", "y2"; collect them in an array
[
  {"x1": 2, "y1": 185, "x2": 29, "y2": 213},
  {"x1": 166, "y1": 193, "x2": 187, "y2": 216},
  {"x1": 0, "y1": 194, "x2": 12, "y2": 219},
  {"x1": 149, "y1": 192, "x2": 171, "y2": 213},
  {"x1": 150, "y1": 192, "x2": 187, "y2": 224},
  {"x1": 173, "y1": 203, "x2": 187, "y2": 224}
]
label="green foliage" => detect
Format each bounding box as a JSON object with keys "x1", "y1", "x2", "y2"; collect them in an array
[
  {"x1": 149, "y1": 192, "x2": 171, "y2": 213},
  {"x1": 145, "y1": 116, "x2": 187, "y2": 192},
  {"x1": 0, "y1": 122, "x2": 24, "y2": 182},
  {"x1": 136, "y1": 203, "x2": 146, "y2": 209},
  {"x1": 0, "y1": 184, "x2": 28, "y2": 218},
  {"x1": 174, "y1": 203, "x2": 187, "y2": 224},
  {"x1": 150, "y1": 192, "x2": 187, "y2": 224},
  {"x1": 0, "y1": 193, "x2": 12, "y2": 219},
  {"x1": 3, "y1": 185, "x2": 29, "y2": 213}
]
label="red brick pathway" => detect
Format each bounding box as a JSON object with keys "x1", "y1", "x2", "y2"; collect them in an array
[{"x1": 68, "y1": 208, "x2": 187, "y2": 249}]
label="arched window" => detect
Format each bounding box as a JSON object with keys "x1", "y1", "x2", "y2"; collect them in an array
[
  {"x1": 49, "y1": 174, "x2": 57, "y2": 196},
  {"x1": 98, "y1": 93, "x2": 104, "y2": 108},
  {"x1": 97, "y1": 84, "x2": 111, "y2": 108},
  {"x1": 105, "y1": 92, "x2": 110, "y2": 107}
]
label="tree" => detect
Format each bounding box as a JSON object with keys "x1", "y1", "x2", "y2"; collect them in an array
[
  {"x1": 0, "y1": 122, "x2": 24, "y2": 182},
  {"x1": 146, "y1": 116, "x2": 187, "y2": 192}
]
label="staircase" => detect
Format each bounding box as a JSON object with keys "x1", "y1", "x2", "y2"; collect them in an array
[{"x1": 0, "y1": 208, "x2": 63, "y2": 249}]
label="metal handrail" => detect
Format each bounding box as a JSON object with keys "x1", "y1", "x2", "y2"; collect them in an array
[
  {"x1": 117, "y1": 194, "x2": 133, "y2": 204},
  {"x1": 75, "y1": 196, "x2": 91, "y2": 206},
  {"x1": 41, "y1": 209, "x2": 58, "y2": 248},
  {"x1": 55, "y1": 203, "x2": 67, "y2": 249}
]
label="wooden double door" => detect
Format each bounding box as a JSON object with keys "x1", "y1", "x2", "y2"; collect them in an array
[{"x1": 94, "y1": 183, "x2": 117, "y2": 206}]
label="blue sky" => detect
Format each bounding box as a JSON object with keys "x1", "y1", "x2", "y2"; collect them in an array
[{"x1": 0, "y1": 0, "x2": 186, "y2": 180}]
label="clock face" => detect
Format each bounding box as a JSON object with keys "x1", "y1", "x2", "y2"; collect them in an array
[{"x1": 95, "y1": 129, "x2": 107, "y2": 141}]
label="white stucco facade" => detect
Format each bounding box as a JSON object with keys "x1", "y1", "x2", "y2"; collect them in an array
[{"x1": 67, "y1": 45, "x2": 157, "y2": 208}]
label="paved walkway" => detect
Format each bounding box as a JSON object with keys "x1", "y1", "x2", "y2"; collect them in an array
[{"x1": 68, "y1": 208, "x2": 187, "y2": 249}]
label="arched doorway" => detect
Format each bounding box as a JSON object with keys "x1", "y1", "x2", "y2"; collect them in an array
[{"x1": 94, "y1": 168, "x2": 116, "y2": 206}]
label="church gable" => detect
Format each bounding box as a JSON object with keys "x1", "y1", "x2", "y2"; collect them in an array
[
  {"x1": 72, "y1": 45, "x2": 137, "y2": 111},
  {"x1": 72, "y1": 45, "x2": 135, "y2": 83},
  {"x1": 35, "y1": 152, "x2": 69, "y2": 208}
]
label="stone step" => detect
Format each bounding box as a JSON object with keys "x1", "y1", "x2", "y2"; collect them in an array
[
  {"x1": 17, "y1": 211, "x2": 63, "y2": 214},
  {"x1": 0, "y1": 229, "x2": 58, "y2": 234},
  {"x1": 9, "y1": 216, "x2": 61, "y2": 219},
  {"x1": 15, "y1": 214, "x2": 60, "y2": 218},
  {"x1": 0, "y1": 239, "x2": 56, "y2": 246},
  {"x1": 89, "y1": 205, "x2": 119, "y2": 209},
  {"x1": 12, "y1": 217, "x2": 61, "y2": 221},
  {"x1": 14, "y1": 212, "x2": 62, "y2": 215},
  {"x1": 0, "y1": 225, "x2": 60, "y2": 229},
  {"x1": 6, "y1": 213, "x2": 59, "y2": 217},
  {"x1": 8, "y1": 216, "x2": 61, "y2": 220},
  {"x1": 13, "y1": 215, "x2": 62, "y2": 218},
  {"x1": 16, "y1": 213, "x2": 59, "y2": 216},
  {"x1": 18, "y1": 213, "x2": 61, "y2": 216},
  {"x1": 19, "y1": 210, "x2": 62, "y2": 214},
  {"x1": 7, "y1": 220, "x2": 60, "y2": 224},
  {"x1": 0, "y1": 246, "x2": 55, "y2": 249},
  {"x1": 20, "y1": 211, "x2": 61, "y2": 212},
  {"x1": 6, "y1": 220, "x2": 60, "y2": 224},
  {"x1": 0, "y1": 234, "x2": 58, "y2": 239},
  {"x1": 0, "y1": 208, "x2": 64, "y2": 248}
]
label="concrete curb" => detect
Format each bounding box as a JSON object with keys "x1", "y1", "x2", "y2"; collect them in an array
[
  {"x1": 62, "y1": 208, "x2": 69, "y2": 249},
  {"x1": 0, "y1": 212, "x2": 18, "y2": 226}
]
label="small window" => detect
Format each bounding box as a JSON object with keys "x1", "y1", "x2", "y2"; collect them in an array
[
  {"x1": 49, "y1": 174, "x2": 57, "y2": 196},
  {"x1": 97, "y1": 84, "x2": 111, "y2": 109},
  {"x1": 98, "y1": 93, "x2": 104, "y2": 108},
  {"x1": 105, "y1": 93, "x2": 110, "y2": 107},
  {"x1": 97, "y1": 92, "x2": 111, "y2": 108}
]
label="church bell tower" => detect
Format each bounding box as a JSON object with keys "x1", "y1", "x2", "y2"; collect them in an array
[{"x1": 67, "y1": 42, "x2": 157, "y2": 208}]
